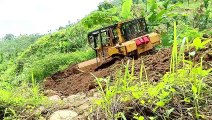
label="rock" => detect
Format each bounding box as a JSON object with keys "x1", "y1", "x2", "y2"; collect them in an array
[
  {"x1": 49, "y1": 95, "x2": 61, "y2": 101},
  {"x1": 44, "y1": 89, "x2": 58, "y2": 96},
  {"x1": 74, "y1": 115, "x2": 87, "y2": 120},
  {"x1": 86, "y1": 89, "x2": 95, "y2": 97},
  {"x1": 49, "y1": 110, "x2": 78, "y2": 120},
  {"x1": 78, "y1": 103, "x2": 90, "y2": 113},
  {"x1": 93, "y1": 92, "x2": 101, "y2": 98},
  {"x1": 64, "y1": 93, "x2": 86, "y2": 103}
]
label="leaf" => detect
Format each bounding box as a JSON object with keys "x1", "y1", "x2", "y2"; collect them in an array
[
  {"x1": 156, "y1": 9, "x2": 167, "y2": 22},
  {"x1": 156, "y1": 101, "x2": 165, "y2": 107},
  {"x1": 183, "y1": 60, "x2": 193, "y2": 66},
  {"x1": 121, "y1": 96, "x2": 130, "y2": 102},
  {"x1": 149, "y1": 117, "x2": 155, "y2": 120},
  {"x1": 138, "y1": 116, "x2": 145, "y2": 120},
  {"x1": 149, "y1": 0, "x2": 157, "y2": 12},
  {"x1": 121, "y1": 0, "x2": 133, "y2": 19},
  {"x1": 192, "y1": 37, "x2": 202, "y2": 50},
  {"x1": 160, "y1": 90, "x2": 170, "y2": 99},
  {"x1": 169, "y1": 88, "x2": 176, "y2": 93},
  {"x1": 134, "y1": 115, "x2": 144, "y2": 120},
  {"x1": 132, "y1": 92, "x2": 140, "y2": 99},
  {"x1": 184, "y1": 97, "x2": 191, "y2": 103},
  {"x1": 140, "y1": 100, "x2": 145, "y2": 105},
  {"x1": 201, "y1": 39, "x2": 212, "y2": 46},
  {"x1": 192, "y1": 85, "x2": 197, "y2": 95},
  {"x1": 95, "y1": 100, "x2": 103, "y2": 105},
  {"x1": 207, "y1": 68, "x2": 212, "y2": 73}
]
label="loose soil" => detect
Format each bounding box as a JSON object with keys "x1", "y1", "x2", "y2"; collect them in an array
[
  {"x1": 43, "y1": 49, "x2": 171, "y2": 96},
  {"x1": 43, "y1": 44, "x2": 211, "y2": 96}
]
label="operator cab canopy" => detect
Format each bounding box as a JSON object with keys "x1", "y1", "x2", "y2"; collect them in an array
[{"x1": 88, "y1": 17, "x2": 148, "y2": 50}]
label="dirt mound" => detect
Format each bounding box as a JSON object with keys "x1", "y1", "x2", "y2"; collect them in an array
[
  {"x1": 43, "y1": 49, "x2": 173, "y2": 96},
  {"x1": 43, "y1": 45, "x2": 212, "y2": 96},
  {"x1": 43, "y1": 60, "x2": 122, "y2": 96},
  {"x1": 135, "y1": 49, "x2": 171, "y2": 81},
  {"x1": 44, "y1": 69, "x2": 107, "y2": 96}
]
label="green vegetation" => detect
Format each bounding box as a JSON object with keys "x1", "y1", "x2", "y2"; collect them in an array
[
  {"x1": 0, "y1": 80, "x2": 48, "y2": 119},
  {"x1": 0, "y1": 0, "x2": 211, "y2": 119},
  {"x1": 94, "y1": 22, "x2": 212, "y2": 119},
  {"x1": 0, "y1": 34, "x2": 41, "y2": 62}
]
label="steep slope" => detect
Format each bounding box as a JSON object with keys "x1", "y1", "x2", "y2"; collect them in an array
[
  {"x1": 0, "y1": 6, "x2": 121, "y2": 83},
  {"x1": 43, "y1": 49, "x2": 171, "y2": 96}
]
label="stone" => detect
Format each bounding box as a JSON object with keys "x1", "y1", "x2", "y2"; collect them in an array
[
  {"x1": 64, "y1": 93, "x2": 86, "y2": 103},
  {"x1": 49, "y1": 110, "x2": 78, "y2": 120},
  {"x1": 74, "y1": 115, "x2": 87, "y2": 120},
  {"x1": 44, "y1": 89, "x2": 58, "y2": 96},
  {"x1": 49, "y1": 95, "x2": 61, "y2": 101},
  {"x1": 93, "y1": 92, "x2": 101, "y2": 98},
  {"x1": 78, "y1": 104, "x2": 90, "y2": 113}
]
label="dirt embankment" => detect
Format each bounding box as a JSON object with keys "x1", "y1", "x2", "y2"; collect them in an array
[
  {"x1": 43, "y1": 44, "x2": 211, "y2": 96},
  {"x1": 43, "y1": 49, "x2": 171, "y2": 96}
]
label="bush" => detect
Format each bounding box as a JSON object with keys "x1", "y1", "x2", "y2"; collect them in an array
[
  {"x1": 94, "y1": 22, "x2": 212, "y2": 119},
  {"x1": 18, "y1": 49, "x2": 95, "y2": 82},
  {"x1": 0, "y1": 80, "x2": 48, "y2": 119}
]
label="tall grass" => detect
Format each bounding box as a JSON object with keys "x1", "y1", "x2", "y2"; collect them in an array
[
  {"x1": 0, "y1": 78, "x2": 48, "y2": 119},
  {"x1": 0, "y1": 49, "x2": 95, "y2": 83},
  {"x1": 94, "y1": 22, "x2": 212, "y2": 119}
]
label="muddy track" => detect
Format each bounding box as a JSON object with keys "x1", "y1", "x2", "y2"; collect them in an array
[{"x1": 43, "y1": 45, "x2": 212, "y2": 96}]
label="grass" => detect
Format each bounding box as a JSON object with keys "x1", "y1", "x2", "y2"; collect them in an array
[
  {"x1": 0, "y1": 1, "x2": 211, "y2": 119},
  {"x1": 0, "y1": 79, "x2": 48, "y2": 119},
  {"x1": 0, "y1": 48, "x2": 95, "y2": 119},
  {"x1": 0, "y1": 48, "x2": 95, "y2": 83},
  {"x1": 94, "y1": 22, "x2": 212, "y2": 119}
]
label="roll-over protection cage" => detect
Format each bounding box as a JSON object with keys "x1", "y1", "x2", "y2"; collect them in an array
[{"x1": 87, "y1": 18, "x2": 148, "y2": 57}]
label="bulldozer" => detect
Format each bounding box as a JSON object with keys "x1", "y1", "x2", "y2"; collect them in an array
[{"x1": 77, "y1": 17, "x2": 161, "y2": 72}]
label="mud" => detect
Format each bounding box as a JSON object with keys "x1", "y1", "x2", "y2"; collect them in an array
[
  {"x1": 43, "y1": 49, "x2": 172, "y2": 96},
  {"x1": 135, "y1": 49, "x2": 171, "y2": 81},
  {"x1": 43, "y1": 44, "x2": 211, "y2": 96}
]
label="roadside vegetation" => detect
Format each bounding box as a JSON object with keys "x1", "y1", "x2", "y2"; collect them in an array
[{"x1": 0, "y1": 0, "x2": 211, "y2": 119}]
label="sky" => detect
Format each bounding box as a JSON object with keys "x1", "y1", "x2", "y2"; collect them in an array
[{"x1": 0, "y1": 0, "x2": 104, "y2": 37}]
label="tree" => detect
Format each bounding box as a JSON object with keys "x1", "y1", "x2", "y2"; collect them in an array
[
  {"x1": 133, "y1": 0, "x2": 142, "y2": 4},
  {"x1": 98, "y1": 1, "x2": 114, "y2": 11},
  {"x1": 4, "y1": 34, "x2": 15, "y2": 41},
  {"x1": 0, "y1": 53, "x2": 3, "y2": 64},
  {"x1": 111, "y1": 0, "x2": 123, "y2": 6}
]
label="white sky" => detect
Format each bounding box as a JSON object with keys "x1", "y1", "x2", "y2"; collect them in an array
[{"x1": 0, "y1": 0, "x2": 104, "y2": 37}]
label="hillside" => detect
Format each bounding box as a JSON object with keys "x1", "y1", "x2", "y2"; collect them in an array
[
  {"x1": 0, "y1": 0, "x2": 212, "y2": 119},
  {"x1": 1, "y1": 0, "x2": 211, "y2": 83},
  {"x1": 43, "y1": 40, "x2": 211, "y2": 119},
  {"x1": 0, "y1": 3, "x2": 123, "y2": 83}
]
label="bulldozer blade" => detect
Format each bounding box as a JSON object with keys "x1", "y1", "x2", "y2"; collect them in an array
[
  {"x1": 76, "y1": 58, "x2": 101, "y2": 72},
  {"x1": 94, "y1": 57, "x2": 121, "y2": 71},
  {"x1": 72, "y1": 67, "x2": 85, "y2": 74}
]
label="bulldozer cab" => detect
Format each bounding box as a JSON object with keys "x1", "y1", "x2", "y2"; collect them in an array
[
  {"x1": 88, "y1": 17, "x2": 148, "y2": 59},
  {"x1": 120, "y1": 18, "x2": 148, "y2": 41},
  {"x1": 88, "y1": 25, "x2": 117, "y2": 49}
]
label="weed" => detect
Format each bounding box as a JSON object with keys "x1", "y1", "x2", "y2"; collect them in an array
[{"x1": 94, "y1": 22, "x2": 212, "y2": 119}]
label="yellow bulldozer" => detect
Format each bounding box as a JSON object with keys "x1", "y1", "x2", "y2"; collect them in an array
[{"x1": 77, "y1": 18, "x2": 161, "y2": 72}]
